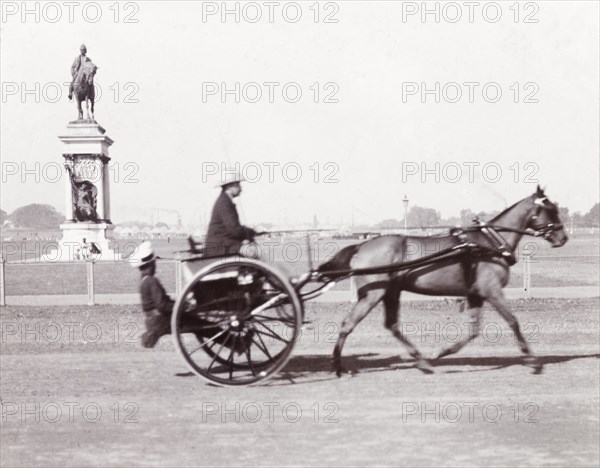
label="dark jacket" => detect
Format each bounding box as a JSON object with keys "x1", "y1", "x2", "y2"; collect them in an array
[
  {"x1": 204, "y1": 191, "x2": 255, "y2": 256},
  {"x1": 139, "y1": 275, "x2": 174, "y2": 317}
]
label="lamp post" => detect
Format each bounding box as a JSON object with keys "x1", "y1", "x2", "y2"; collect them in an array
[
  {"x1": 570, "y1": 216, "x2": 574, "y2": 236},
  {"x1": 402, "y1": 194, "x2": 409, "y2": 235}
]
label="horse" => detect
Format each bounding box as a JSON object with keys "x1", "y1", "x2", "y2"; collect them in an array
[
  {"x1": 318, "y1": 186, "x2": 568, "y2": 376},
  {"x1": 73, "y1": 61, "x2": 98, "y2": 121}
]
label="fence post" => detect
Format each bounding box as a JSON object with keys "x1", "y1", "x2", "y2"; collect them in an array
[
  {"x1": 522, "y1": 255, "x2": 531, "y2": 298},
  {"x1": 0, "y1": 256, "x2": 5, "y2": 307},
  {"x1": 175, "y1": 255, "x2": 182, "y2": 297},
  {"x1": 87, "y1": 261, "x2": 95, "y2": 305}
]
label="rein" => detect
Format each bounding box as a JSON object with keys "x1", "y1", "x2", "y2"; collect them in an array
[{"x1": 490, "y1": 223, "x2": 563, "y2": 239}]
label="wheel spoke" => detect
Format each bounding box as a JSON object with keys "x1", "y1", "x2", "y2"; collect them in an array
[
  {"x1": 251, "y1": 330, "x2": 274, "y2": 361},
  {"x1": 187, "y1": 328, "x2": 228, "y2": 356},
  {"x1": 181, "y1": 320, "x2": 229, "y2": 332},
  {"x1": 207, "y1": 333, "x2": 231, "y2": 371},
  {"x1": 253, "y1": 320, "x2": 292, "y2": 345},
  {"x1": 252, "y1": 313, "x2": 297, "y2": 325},
  {"x1": 244, "y1": 345, "x2": 256, "y2": 376},
  {"x1": 226, "y1": 335, "x2": 236, "y2": 380}
]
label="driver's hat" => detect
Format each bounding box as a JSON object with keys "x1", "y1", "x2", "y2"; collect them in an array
[
  {"x1": 129, "y1": 241, "x2": 157, "y2": 268},
  {"x1": 215, "y1": 168, "x2": 245, "y2": 188}
]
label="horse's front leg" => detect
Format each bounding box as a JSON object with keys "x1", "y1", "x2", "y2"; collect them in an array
[
  {"x1": 383, "y1": 281, "x2": 432, "y2": 374},
  {"x1": 90, "y1": 98, "x2": 95, "y2": 121},
  {"x1": 77, "y1": 98, "x2": 83, "y2": 120},
  {"x1": 333, "y1": 287, "x2": 386, "y2": 377},
  {"x1": 434, "y1": 294, "x2": 483, "y2": 361},
  {"x1": 486, "y1": 291, "x2": 542, "y2": 374}
]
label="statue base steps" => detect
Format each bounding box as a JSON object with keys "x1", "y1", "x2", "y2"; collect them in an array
[{"x1": 40, "y1": 222, "x2": 123, "y2": 263}]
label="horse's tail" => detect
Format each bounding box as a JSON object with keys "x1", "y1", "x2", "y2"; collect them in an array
[{"x1": 317, "y1": 243, "x2": 361, "y2": 275}]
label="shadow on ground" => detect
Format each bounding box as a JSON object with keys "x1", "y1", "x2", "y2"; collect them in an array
[{"x1": 265, "y1": 352, "x2": 600, "y2": 385}]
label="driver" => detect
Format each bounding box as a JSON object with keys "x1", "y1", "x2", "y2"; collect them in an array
[{"x1": 204, "y1": 170, "x2": 257, "y2": 257}]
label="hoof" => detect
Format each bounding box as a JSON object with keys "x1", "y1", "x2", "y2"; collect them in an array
[
  {"x1": 333, "y1": 365, "x2": 354, "y2": 378},
  {"x1": 523, "y1": 356, "x2": 543, "y2": 374}
]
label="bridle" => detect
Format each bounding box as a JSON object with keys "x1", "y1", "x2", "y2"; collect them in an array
[
  {"x1": 526, "y1": 197, "x2": 564, "y2": 240},
  {"x1": 481, "y1": 197, "x2": 562, "y2": 238}
]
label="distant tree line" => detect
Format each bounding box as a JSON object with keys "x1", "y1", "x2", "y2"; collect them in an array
[
  {"x1": 374, "y1": 203, "x2": 599, "y2": 230},
  {"x1": 1, "y1": 204, "x2": 65, "y2": 229}
]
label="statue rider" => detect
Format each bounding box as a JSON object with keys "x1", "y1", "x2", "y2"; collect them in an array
[{"x1": 68, "y1": 44, "x2": 91, "y2": 101}]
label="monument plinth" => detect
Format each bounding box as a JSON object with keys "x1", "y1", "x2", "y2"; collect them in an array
[{"x1": 43, "y1": 121, "x2": 121, "y2": 262}]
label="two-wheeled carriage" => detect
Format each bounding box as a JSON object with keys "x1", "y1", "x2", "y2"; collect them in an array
[
  {"x1": 171, "y1": 189, "x2": 567, "y2": 386},
  {"x1": 171, "y1": 234, "x2": 505, "y2": 386}
]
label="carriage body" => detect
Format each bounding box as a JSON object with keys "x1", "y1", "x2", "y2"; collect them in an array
[
  {"x1": 170, "y1": 243, "x2": 479, "y2": 387},
  {"x1": 169, "y1": 218, "x2": 545, "y2": 386}
]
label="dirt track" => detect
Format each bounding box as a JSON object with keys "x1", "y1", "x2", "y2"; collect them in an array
[{"x1": 1, "y1": 298, "x2": 599, "y2": 467}]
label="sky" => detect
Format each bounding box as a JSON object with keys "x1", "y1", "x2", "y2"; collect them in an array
[{"x1": 1, "y1": 0, "x2": 598, "y2": 228}]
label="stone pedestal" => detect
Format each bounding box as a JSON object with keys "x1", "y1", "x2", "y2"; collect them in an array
[{"x1": 42, "y1": 120, "x2": 121, "y2": 262}]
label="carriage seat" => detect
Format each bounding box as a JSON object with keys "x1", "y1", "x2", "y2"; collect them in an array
[{"x1": 187, "y1": 236, "x2": 205, "y2": 255}]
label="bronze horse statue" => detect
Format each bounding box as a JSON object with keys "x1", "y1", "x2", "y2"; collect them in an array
[
  {"x1": 318, "y1": 186, "x2": 568, "y2": 376},
  {"x1": 73, "y1": 61, "x2": 98, "y2": 120}
]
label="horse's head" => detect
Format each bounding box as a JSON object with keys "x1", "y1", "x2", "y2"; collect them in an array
[
  {"x1": 85, "y1": 63, "x2": 98, "y2": 85},
  {"x1": 526, "y1": 185, "x2": 568, "y2": 247},
  {"x1": 77, "y1": 62, "x2": 98, "y2": 86}
]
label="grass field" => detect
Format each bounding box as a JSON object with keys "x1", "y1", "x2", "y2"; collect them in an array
[
  {"x1": 1, "y1": 236, "x2": 598, "y2": 296},
  {"x1": 1, "y1": 298, "x2": 598, "y2": 467}
]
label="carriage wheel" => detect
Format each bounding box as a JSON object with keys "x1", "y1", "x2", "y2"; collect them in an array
[{"x1": 171, "y1": 258, "x2": 303, "y2": 386}]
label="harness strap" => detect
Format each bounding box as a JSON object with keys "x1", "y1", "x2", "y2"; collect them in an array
[{"x1": 477, "y1": 222, "x2": 517, "y2": 266}]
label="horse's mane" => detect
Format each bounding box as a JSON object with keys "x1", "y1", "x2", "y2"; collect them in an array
[
  {"x1": 76, "y1": 61, "x2": 97, "y2": 80},
  {"x1": 488, "y1": 190, "x2": 555, "y2": 224},
  {"x1": 488, "y1": 197, "x2": 530, "y2": 224}
]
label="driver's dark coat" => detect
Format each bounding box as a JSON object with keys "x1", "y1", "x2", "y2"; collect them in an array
[{"x1": 204, "y1": 191, "x2": 254, "y2": 256}]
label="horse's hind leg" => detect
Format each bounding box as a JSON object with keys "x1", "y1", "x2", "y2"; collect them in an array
[
  {"x1": 434, "y1": 294, "x2": 483, "y2": 361},
  {"x1": 383, "y1": 281, "x2": 432, "y2": 374},
  {"x1": 486, "y1": 291, "x2": 542, "y2": 374},
  {"x1": 333, "y1": 288, "x2": 386, "y2": 377}
]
